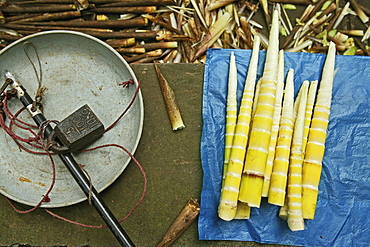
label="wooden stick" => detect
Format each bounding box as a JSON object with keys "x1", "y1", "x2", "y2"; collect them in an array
[
  {"x1": 157, "y1": 198, "x2": 200, "y2": 247},
  {"x1": 1, "y1": 4, "x2": 77, "y2": 13},
  {"x1": 136, "y1": 41, "x2": 178, "y2": 51},
  {"x1": 94, "y1": 6, "x2": 157, "y2": 14},
  {"x1": 10, "y1": 0, "x2": 175, "y2": 5},
  {"x1": 268, "y1": 0, "x2": 312, "y2": 4},
  {"x1": 124, "y1": 49, "x2": 163, "y2": 62},
  {"x1": 105, "y1": 38, "x2": 136, "y2": 48},
  {"x1": 0, "y1": 33, "x2": 21, "y2": 41},
  {"x1": 0, "y1": 22, "x2": 112, "y2": 32},
  {"x1": 86, "y1": 30, "x2": 158, "y2": 39},
  {"x1": 18, "y1": 18, "x2": 148, "y2": 29},
  {"x1": 11, "y1": 11, "x2": 81, "y2": 22},
  {"x1": 116, "y1": 47, "x2": 146, "y2": 54},
  {"x1": 99, "y1": 0, "x2": 175, "y2": 7}
]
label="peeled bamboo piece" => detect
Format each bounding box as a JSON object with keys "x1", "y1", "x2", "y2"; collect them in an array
[
  {"x1": 287, "y1": 80, "x2": 309, "y2": 231},
  {"x1": 239, "y1": 8, "x2": 280, "y2": 208},
  {"x1": 157, "y1": 198, "x2": 200, "y2": 247},
  {"x1": 268, "y1": 69, "x2": 295, "y2": 206},
  {"x1": 153, "y1": 62, "x2": 185, "y2": 131},
  {"x1": 262, "y1": 50, "x2": 285, "y2": 197},
  {"x1": 302, "y1": 41, "x2": 336, "y2": 220},
  {"x1": 222, "y1": 52, "x2": 238, "y2": 181},
  {"x1": 218, "y1": 36, "x2": 260, "y2": 221}
]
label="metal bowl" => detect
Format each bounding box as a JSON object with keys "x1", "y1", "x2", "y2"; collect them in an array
[{"x1": 0, "y1": 30, "x2": 144, "y2": 208}]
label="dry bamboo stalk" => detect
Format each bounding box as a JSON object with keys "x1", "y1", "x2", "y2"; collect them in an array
[
  {"x1": 19, "y1": 18, "x2": 148, "y2": 29},
  {"x1": 124, "y1": 49, "x2": 163, "y2": 62},
  {"x1": 94, "y1": 6, "x2": 157, "y2": 14},
  {"x1": 11, "y1": 0, "x2": 175, "y2": 4},
  {"x1": 105, "y1": 38, "x2": 136, "y2": 48},
  {"x1": 269, "y1": 0, "x2": 312, "y2": 4},
  {"x1": 0, "y1": 22, "x2": 112, "y2": 32},
  {"x1": 153, "y1": 61, "x2": 185, "y2": 131},
  {"x1": 157, "y1": 198, "x2": 200, "y2": 247},
  {"x1": 83, "y1": 30, "x2": 158, "y2": 40},
  {"x1": 1, "y1": 13, "x2": 40, "y2": 22},
  {"x1": 0, "y1": 8, "x2": 5, "y2": 24},
  {"x1": 12, "y1": 10, "x2": 81, "y2": 22},
  {"x1": 349, "y1": 0, "x2": 369, "y2": 24},
  {"x1": 143, "y1": 14, "x2": 183, "y2": 35},
  {"x1": 98, "y1": 0, "x2": 175, "y2": 7},
  {"x1": 206, "y1": 0, "x2": 238, "y2": 11},
  {"x1": 1, "y1": 4, "x2": 78, "y2": 13},
  {"x1": 116, "y1": 47, "x2": 146, "y2": 54},
  {"x1": 0, "y1": 33, "x2": 21, "y2": 41},
  {"x1": 136, "y1": 41, "x2": 178, "y2": 50}
]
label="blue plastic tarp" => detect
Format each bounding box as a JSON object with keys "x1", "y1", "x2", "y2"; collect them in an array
[{"x1": 199, "y1": 48, "x2": 370, "y2": 247}]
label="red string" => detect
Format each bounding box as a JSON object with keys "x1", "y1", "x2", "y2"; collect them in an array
[
  {"x1": 45, "y1": 144, "x2": 147, "y2": 228},
  {"x1": 1, "y1": 79, "x2": 146, "y2": 226}
]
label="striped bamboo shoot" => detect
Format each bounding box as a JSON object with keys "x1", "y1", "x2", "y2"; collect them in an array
[
  {"x1": 287, "y1": 80, "x2": 309, "y2": 231},
  {"x1": 302, "y1": 41, "x2": 336, "y2": 220},
  {"x1": 218, "y1": 36, "x2": 261, "y2": 221},
  {"x1": 239, "y1": 8, "x2": 280, "y2": 208},
  {"x1": 222, "y1": 51, "x2": 238, "y2": 182},
  {"x1": 262, "y1": 50, "x2": 285, "y2": 197},
  {"x1": 268, "y1": 69, "x2": 295, "y2": 206}
]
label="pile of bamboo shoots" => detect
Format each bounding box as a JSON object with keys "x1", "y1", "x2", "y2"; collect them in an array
[
  {"x1": 218, "y1": 8, "x2": 336, "y2": 231},
  {"x1": 1, "y1": 0, "x2": 370, "y2": 63}
]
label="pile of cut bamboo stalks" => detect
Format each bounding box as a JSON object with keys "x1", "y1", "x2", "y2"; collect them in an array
[{"x1": 1, "y1": 0, "x2": 370, "y2": 63}]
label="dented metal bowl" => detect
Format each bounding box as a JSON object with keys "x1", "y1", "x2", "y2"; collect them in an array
[{"x1": 0, "y1": 30, "x2": 144, "y2": 207}]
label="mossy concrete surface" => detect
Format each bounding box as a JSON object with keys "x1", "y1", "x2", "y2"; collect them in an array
[{"x1": 0, "y1": 64, "x2": 289, "y2": 247}]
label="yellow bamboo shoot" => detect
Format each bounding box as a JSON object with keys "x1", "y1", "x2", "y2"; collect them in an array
[
  {"x1": 268, "y1": 69, "x2": 295, "y2": 206},
  {"x1": 218, "y1": 36, "x2": 261, "y2": 221},
  {"x1": 303, "y1": 81, "x2": 318, "y2": 150},
  {"x1": 239, "y1": 8, "x2": 280, "y2": 208},
  {"x1": 302, "y1": 41, "x2": 336, "y2": 220},
  {"x1": 222, "y1": 51, "x2": 238, "y2": 182},
  {"x1": 287, "y1": 80, "x2": 309, "y2": 231},
  {"x1": 262, "y1": 50, "x2": 285, "y2": 197}
]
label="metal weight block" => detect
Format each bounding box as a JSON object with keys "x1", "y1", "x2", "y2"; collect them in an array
[{"x1": 52, "y1": 104, "x2": 105, "y2": 153}]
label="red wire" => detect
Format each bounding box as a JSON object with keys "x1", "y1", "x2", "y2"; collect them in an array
[{"x1": 1, "y1": 80, "x2": 146, "y2": 226}]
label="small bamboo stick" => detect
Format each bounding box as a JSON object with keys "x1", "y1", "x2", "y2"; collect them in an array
[
  {"x1": 105, "y1": 38, "x2": 136, "y2": 48},
  {"x1": 239, "y1": 8, "x2": 280, "y2": 208},
  {"x1": 349, "y1": 0, "x2": 369, "y2": 24},
  {"x1": 157, "y1": 198, "x2": 200, "y2": 247},
  {"x1": 18, "y1": 18, "x2": 149, "y2": 29},
  {"x1": 193, "y1": 12, "x2": 231, "y2": 61},
  {"x1": 124, "y1": 49, "x2": 163, "y2": 62},
  {"x1": 302, "y1": 42, "x2": 336, "y2": 220},
  {"x1": 0, "y1": 22, "x2": 112, "y2": 32},
  {"x1": 153, "y1": 62, "x2": 185, "y2": 131},
  {"x1": 94, "y1": 6, "x2": 157, "y2": 14},
  {"x1": 1, "y1": 4, "x2": 77, "y2": 13},
  {"x1": 116, "y1": 47, "x2": 146, "y2": 54},
  {"x1": 135, "y1": 41, "x2": 178, "y2": 51},
  {"x1": 269, "y1": 0, "x2": 312, "y2": 4},
  {"x1": 207, "y1": 0, "x2": 237, "y2": 11},
  {"x1": 98, "y1": 0, "x2": 175, "y2": 7},
  {"x1": 0, "y1": 9, "x2": 5, "y2": 24},
  {"x1": 11, "y1": 10, "x2": 81, "y2": 22}
]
